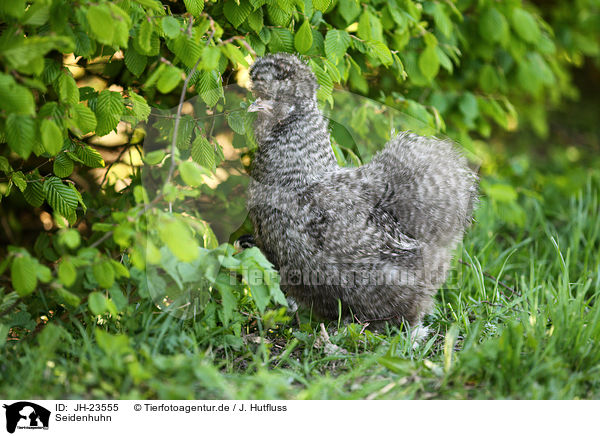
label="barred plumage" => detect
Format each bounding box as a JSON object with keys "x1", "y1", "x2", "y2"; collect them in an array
[{"x1": 246, "y1": 53, "x2": 478, "y2": 330}]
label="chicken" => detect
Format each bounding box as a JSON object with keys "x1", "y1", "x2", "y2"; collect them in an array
[{"x1": 246, "y1": 53, "x2": 478, "y2": 330}]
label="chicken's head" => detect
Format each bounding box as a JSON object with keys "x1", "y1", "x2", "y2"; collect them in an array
[{"x1": 248, "y1": 53, "x2": 318, "y2": 111}]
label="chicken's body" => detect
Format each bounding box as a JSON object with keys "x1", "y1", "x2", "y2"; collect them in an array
[{"x1": 247, "y1": 53, "x2": 477, "y2": 327}]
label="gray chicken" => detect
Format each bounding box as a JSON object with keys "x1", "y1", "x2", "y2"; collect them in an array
[{"x1": 246, "y1": 53, "x2": 477, "y2": 332}]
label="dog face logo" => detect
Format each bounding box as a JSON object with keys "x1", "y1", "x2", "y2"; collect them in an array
[{"x1": 2, "y1": 402, "x2": 50, "y2": 434}]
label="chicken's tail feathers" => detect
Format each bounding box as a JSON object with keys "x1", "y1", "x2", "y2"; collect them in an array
[{"x1": 369, "y1": 132, "x2": 479, "y2": 246}]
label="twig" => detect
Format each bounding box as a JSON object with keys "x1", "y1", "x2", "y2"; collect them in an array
[
  {"x1": 91, "y1": 16, "x2": 209, "y2": 249},
  {"x1": 100, "y1": 145, "x2": 130, "y2": 188},
  {"x1": 89, "y1": 231, "x2": 114, "y2": 249},
  {"x1": 165, "y1": 25, "x2": 204, "y2": 185},
  {"x1": 186, "y1": 14, "x2": 194, "y2": 38},
  {"x1": 202, "y1": 13, "x2": 217, "y2": 45},
  {"x1": 219, "y1": 35, "x2": 256, "y2": 58}
]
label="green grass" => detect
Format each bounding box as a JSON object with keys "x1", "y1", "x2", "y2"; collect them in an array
[{"x1": 1, "y1": 160, "x2": 599, "y2": 400}]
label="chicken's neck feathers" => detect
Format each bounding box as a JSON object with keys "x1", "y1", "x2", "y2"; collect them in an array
[{"x1": 250, "y1": 101, "x2": 337, "y2": 188}]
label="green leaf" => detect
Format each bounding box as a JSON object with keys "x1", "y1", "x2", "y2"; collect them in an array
[
  {"x1": 157, "y1": 66, "x2": 182, "y2": 94},
  {"x1": 133, "y1": 0, "x2": 163, "y2": 10},
  {"x1": 74, "y1": 30, "x2": 96, "y2": 58},
  {"x1": 325, "y1": 30, "x2": 351, "y2": 64},
  {"x1": 483, "y1": 182, "x2": 518, "y2": 203},
  {"x1": 432, "y1": 3, "x2": 452, "y2": 38},
  {"x1": 88, "y1": 291, "x2": 108, "y2": 315},
  {"x1": 87, "y1": 4, "x2": 115, "y2": 46},
  {"x1": 58, "y1": 229, "x2": 81, "y2": 249},
  {"x1": 38, "y1": 102, "x2": 66, "y2": 130},
  {"x1": 266, "y1": 5, "x2": 291, "y2": 26},
  {"x1": 479, "y1": 8, "x2": 509, "y2": 45},
  {"x1": 217, "y1": 280, "x2": 237, "y2": 325},
  {"x1": 22, "y1": 1, "x2": 49, "y2": 25},
  {"x1": 134, "y1": 22, "x2": 160, "y2": 56},
  {"x1": 202, "y1": 46, "x2": 221, "y2": 71},
  {"x1": 170, "y1": 34, "x2": 204, "y2": 69},
  {"x1": 128, "y1": 91, "x2": 151, "y2": 124},
  {"x1": 0, "y1": 323, "x2": 8, "y2": 348},
  {"x1": 95, "y1": 329, "x2": 131, "y2": 354},
  {"x1": 55, "y1": 287, "x2": 81, "y2": 307},
  {"x1": 358, "y1": 10, "x2": 383, "y2": 42},
  {"x1": 58, "y1": 258, "x2": 77, "y2": 287},
  {"x1": 144, "y1": 150, "x2": 166, "y2": 165},
  {"x1": 312, "y1": 0, "x2": 331, "y2": 12},
  {"x1": 224, "y1": 0, "x2": 252, "y2": 28},
  {"x1": 459, "y1": 92, "x2": 479, "y2": 122},
  {"x1": 222, "y1": 44, "x2": 249, "y2": 67},
  {"x1": 158, "y1": 217, "x2": 200, "y2": 262},
  {"x1": 0, "y1": 73, "x2": 35, "y2": 115},
  {"x1": 40, "y1": 119, "x2": 63, "y2": 156},
  {"x1": 94, "y1": 90, "x2": 124, "y2": 136},
  {"x1": 173, "y1": 115, "x2": 195, "y2": 150},
  {"x1": 43, "y1": 176, "x2": 78, "y2": 220},
  {"x1": 191, "y1": 135, "x2": 215, "y2": 171},
  {"x1": 57, "y1": 73, "x2": 79, "y2": 106},
  {"x1": 227, "y1": 111, "x2": 245, "y2": 135},
  {"x1": 511, "y1": 8, "x2": 540, "y2": 43},
  {"x1": 23, "y1": 180, "x2": 45, "y2": 207},
  {"x1": 179, "y1": 161, "x2": 206, "y2": 187},
  {"x1": 295, "y1": 20, "x2": 313, "y2": 54},
  {"x1": 196, "y1": 71, "x2": 222, "y2": 107},
  {"x1": 183, "y1": 0, "x2": 204, "y2": 16},
  {"x1": 276, "y1": 0, "x2": 293, "y2": 12},
  {"x1": 69, "y1": 103, "x2": 97, "y2": 137},
  {"x1": 109, "y1": 4, "x2": 131, "y2": 47},
  {"x1": 124, "y1": 47, "x2": 148, "y2": 77},
  {"x1": 367, "y1": 40, "x2": 393, "y2": 66},
  {"x1": 137, "y1": 19, "x2": 154, "y2": 54},
  {"x1": 2, "y1": 36, "x2": 72, "y2": 73},
  {"x1": 248, "y1": 8, "x2": 264, "y2": 33},
  {"x1": 74, "y1": 145, "x2": 105, "y2": 168},
  {"x1": 109, "y1": 286, "x2": 128, "y2": 310},
  {"x1": 93, "y1": 260, "x2": 115, "y2": 289},
  {"x1": 246, "y1": 274, "x2": 269, "y2": 313},
  {"x1": 53, "y1": 153, "x2": 74, "y2": 178},
  {"x1": 0, "y1": 0, "x2": 25, "y2": 18},
  {"x1": 418, "y1": 44, "x2": 440, "y2": 81},
  {"x1": 11, "y1": 255, "x2": 38, "y2": 297},
  {"x1": 110, "y1": 259, "x2": 130, "y2": 279},
  {"x1": 0, "y1": 157, "x2": 10, "y2": 173},
  {"x1": 323, "y1": 58, "x2": 341, "y2": 82},
  {"x1": 479, "y1": 64, "x2": 499, "y2": 93},
  {"x1": 69, "y1": 184, "x2": 87, "y2": 214},
  {"x1": 310, "y1": 60, "x2": 333, "y2": 103},
  {"x1": 258, "y1": 27, "x2": 271, "y2": 44},
  {"x1": 162, "y1": 16, "x2": 181, "y2": 38},
  {"x1": 11, "y1": 171, "x2": 27, "y2": 192},
  {"x1": 436, "y1": 46, "x2": 453, "y2": 73},
  {"x1": 480, "y1": 98, "x2": 508, "y2": 130},
  {"x1": 37, "y1": 264, "x2": 52, "y2": 283},
  {"x1": 6, "y1": 114, "x2": 35, "y2": 159},
  {"x1": 338, "y1": 0, "x2": 360, "y2": 24},
  {"x1": 269, "y1": 28, "x2": 294, "y2": 52}
]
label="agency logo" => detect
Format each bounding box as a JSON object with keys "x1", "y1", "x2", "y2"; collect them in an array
[{"x1": 2, "y1": 402, "x2": 50, "y2": 434}]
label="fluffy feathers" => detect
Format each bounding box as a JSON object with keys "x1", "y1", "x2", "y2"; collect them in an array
[{"x1": 246, "y1": 53, "x2": 478, "y2": 327}]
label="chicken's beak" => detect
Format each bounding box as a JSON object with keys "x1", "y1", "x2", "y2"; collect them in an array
[{"x1": 248, "y1": 98, "x2": 274, "y2": 114}]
